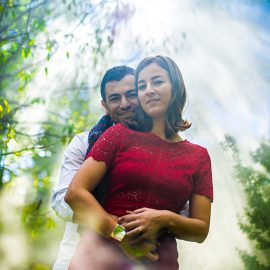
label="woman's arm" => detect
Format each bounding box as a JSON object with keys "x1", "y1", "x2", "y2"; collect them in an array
[
  {"x1": 163, "y1": 194, "x2": 211, "y2": 242},
  {"x1": 65, "y1": 157, "x2": 160, "y2": 261},
  {"x1": 119, "y1": 194, "x2": 211, "y2": 243},
  {"x1": 64, "y1": 157, "x2": 117, "y2": 238}
]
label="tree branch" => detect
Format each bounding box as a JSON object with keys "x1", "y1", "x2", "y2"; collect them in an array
[{"x1": 2, "y1": 140, "x2": 62, "y2": 156}]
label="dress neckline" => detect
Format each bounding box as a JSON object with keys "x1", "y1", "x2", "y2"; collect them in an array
[
  {"x1": 119, "y1": 124, "x2": 189, "y2": 145},
  {"x1": 145, "y1": 131, "x2": 188, "y2": 145}
]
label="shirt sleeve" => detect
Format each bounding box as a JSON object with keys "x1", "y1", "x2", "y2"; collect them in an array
[
  {"x1": 85, "y1": 124, "x2": 122, "y2": 169},
  {"x1": 193, "y1": 148, "x2": 214, "y2": 201},
  {"x1": 51, "y1": 133, "x2": 88, "y2": 221}
]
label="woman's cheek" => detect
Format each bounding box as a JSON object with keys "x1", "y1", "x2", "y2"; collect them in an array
[{"x1": 138, "y1": 94, "x2": 147, "y2": 109}]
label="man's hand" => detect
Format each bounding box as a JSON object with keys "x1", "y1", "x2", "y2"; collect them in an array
[{"x1": 109, "y1": 214, "x2": 118, "y2": 222}]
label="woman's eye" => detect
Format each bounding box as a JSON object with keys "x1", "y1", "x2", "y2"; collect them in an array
[
  {"x1": 153, "y1": 80, "x2": 163, "y2": 85},
  {"x1": 138, "y1": 84, "x2": 146, "y2": 90}
]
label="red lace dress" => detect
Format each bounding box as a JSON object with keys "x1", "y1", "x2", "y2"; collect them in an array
[{"x1": 69, "y1": 124, "x2": 213, "y2": 270}]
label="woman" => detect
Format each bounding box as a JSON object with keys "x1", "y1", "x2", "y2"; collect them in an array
[{"x1": 65, "y1": 55, "x2": 213, "y2": 269}]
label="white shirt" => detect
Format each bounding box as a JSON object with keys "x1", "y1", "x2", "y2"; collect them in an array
[
  {"x1": 51, "y1": 132, "x2": 88, "y2": 270},
  {"x1": 51, "y1": 132, "x2": 89, "y2": 221}
]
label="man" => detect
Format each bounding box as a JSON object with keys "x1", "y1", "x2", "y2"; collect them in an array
[{"x1": 51, "y1": 66, "x2": 139, "y2": 269}]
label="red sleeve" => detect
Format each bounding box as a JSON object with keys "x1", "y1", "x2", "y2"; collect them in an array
[
  {"x1": 193, "y1": 148, "x2": 213, "y2": 202},
  {"x1": 85, "y1": 124, "x2": 122, "y2": 169}
]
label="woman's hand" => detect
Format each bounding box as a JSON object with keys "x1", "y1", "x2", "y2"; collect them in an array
[{"x1": 119, "y1": 208, "x2": 165, "y2": 244}]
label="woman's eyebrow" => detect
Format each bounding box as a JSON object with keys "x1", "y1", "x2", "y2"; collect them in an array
[
  {"x1": 138, "y1": 75, "x2": 162, "y2": 84},
  {"x1": 151, "y1": 75, "x2": 162, "y2": 80}
]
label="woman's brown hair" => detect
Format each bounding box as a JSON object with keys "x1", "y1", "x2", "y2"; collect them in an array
[{"x1": 126, "y1": 55, "x2": 191, "y2": 138}]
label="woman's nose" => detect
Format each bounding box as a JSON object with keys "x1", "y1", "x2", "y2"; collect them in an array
[{"x1": 145, "y1": 84, "x2": 155, "y2": 95}]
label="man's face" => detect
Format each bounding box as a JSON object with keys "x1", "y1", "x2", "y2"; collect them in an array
[{"x1": 102, "y1": 75, "x2": 139, "y2": 123}]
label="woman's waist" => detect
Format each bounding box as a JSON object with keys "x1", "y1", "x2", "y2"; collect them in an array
[{"x1": 104, "y1": 198, "x2": 179, "y2": 216}]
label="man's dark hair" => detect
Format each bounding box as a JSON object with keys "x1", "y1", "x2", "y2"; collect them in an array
[{"x1": 100, "y1": 66, "x2": 135, "y2": 101}]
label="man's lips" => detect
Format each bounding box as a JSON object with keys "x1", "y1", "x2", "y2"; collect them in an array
[
  {"x1": 117, "y1": 110, "x2": 135, "y2": 118},
  {"x1": 146, "y1": 98, "x2": 160, "y2": 104}
]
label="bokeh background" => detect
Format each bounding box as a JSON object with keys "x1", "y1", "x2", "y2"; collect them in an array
[{"x1": 0, "y1": 0, "x2": 269, "y2": 269}]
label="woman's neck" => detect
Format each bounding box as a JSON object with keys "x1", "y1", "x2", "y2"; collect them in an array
[
  {"x1": 151, "y1": 117, "x2": 167, "y2": 140},
  {"x1": 151, "y1": 126, "x2": 165, "y2": 140},
  {"x1": 151, "y1": 117, "x2": 181, "y2": 142}
]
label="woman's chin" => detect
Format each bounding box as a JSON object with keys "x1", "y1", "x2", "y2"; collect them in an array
[{"x1": 146, "y1": 110, "x2": 166, "y2": 120}]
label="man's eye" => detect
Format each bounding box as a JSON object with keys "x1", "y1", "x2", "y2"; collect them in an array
[{"x1": 128, "y1": 92, "x2": 138, "y2": 98}]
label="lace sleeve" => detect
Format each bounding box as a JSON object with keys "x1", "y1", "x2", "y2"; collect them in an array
[
  {"x1": 193, "y1": 148, "x2": 214, "y2": 202},
  {"x1": 85, "y1": 124, "x2": 122, "y2": 169}
]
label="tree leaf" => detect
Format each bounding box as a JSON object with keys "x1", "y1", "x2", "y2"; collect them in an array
[
  {"x1": 46, "y1": 217, "x2": 56, "y2": 229},
  {"x1": 0, "y1": 104, "x2": 3, "y2": 117},
  {"x1": 3, "y1": 99, "x2": 11, "y2": 113},
  {"x1": 21, "y1": 48, "x2": 25, "y2": 60}
]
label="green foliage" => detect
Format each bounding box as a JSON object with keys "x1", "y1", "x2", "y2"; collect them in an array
[
  {"x1": 0, "y1": 0, "x2": 135, "y2": 187},
  {"x1": 0, "y1": 1, "x2": 135, "y2": 268},
  {"x1": 0, "y1": 1, "x2": 46, "y2": 94},
  {"x1": 238, "y1": 250, "x2": 269, "y2": 270},
  {"x1": 0, "y1": 0, "x2": 50, "y2": 188},
  {"x1": 222, "y1": 135, "x2": 270, "y2": 269}
]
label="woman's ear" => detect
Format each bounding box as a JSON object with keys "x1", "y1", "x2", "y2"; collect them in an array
[{"x1": 101, "y1": 100, "x2": 109, "y2": 114}]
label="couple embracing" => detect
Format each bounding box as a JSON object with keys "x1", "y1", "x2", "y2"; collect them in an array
[{"x1": 52, "y1": 55, "x2": 213, "y2": 270}]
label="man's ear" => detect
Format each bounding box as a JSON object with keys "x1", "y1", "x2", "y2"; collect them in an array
[{"x1": 101, "y1": 100, "x2": 109, "y2": 114}]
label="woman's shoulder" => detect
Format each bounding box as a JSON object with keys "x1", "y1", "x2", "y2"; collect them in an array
[
  {"x1": 102, "y1": 123, "x2": 135, "y2": 139},
  {"x1": 182, "y1": 140, "x2": 209, "y2": 157},
  {"x1": 111, "y1": 123, "x2": 137, "y2": 133},
  {"x1": 103, "y1": 123, "x2": 125, "y2": 133}
]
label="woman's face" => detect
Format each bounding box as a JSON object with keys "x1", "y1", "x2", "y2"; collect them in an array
[{"x1": 137, "y1": 63, "x2": 172, "y2": 119}]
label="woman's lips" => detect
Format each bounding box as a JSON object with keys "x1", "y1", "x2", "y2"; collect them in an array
[{"x1": 146, "y1": 99, "x2": 160, "y2": 104}]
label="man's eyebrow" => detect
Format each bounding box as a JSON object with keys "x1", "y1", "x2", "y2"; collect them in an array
[
  {"x1": 108, "y1": 93, "x2": 120, "y2": 99},
  {"x1": 126, "y1": 89, "x2": 136, "y2": 93}
]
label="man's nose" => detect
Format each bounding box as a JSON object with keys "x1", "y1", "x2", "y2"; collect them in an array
[{"x1": 120, "y1": 96, "x2": 131, "y2": 109}]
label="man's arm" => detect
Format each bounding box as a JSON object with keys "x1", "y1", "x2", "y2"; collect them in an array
[{"x1": 51, "y1": 132, "x2": 88, "y2": 221}]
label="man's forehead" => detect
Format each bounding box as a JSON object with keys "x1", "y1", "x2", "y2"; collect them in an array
[
  {"x1": 106, "y1": 74, "x2": 135, "y2": 87},
  {"x1": 105, "y1": 75, "x2": 135, "y2": 96}
]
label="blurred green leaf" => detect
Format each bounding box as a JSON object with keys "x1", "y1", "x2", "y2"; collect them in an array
[
  {"x1": 223, "y1": 137, "x2": 270, "y2": 269},
  {"x1": 8, "y1": 0, "x2": 13, "y2": 8},
  {"x1": 46, "y1": 217, "x2": 56, "y2": 229}
]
